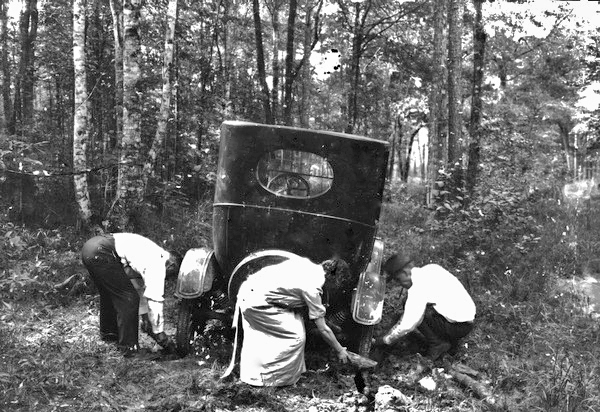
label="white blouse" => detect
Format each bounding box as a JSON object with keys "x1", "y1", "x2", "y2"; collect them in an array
[{"x1": 113, "y1": 233, "x2": 170, "y2": 334}]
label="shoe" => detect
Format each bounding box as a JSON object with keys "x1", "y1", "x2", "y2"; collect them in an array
[
  {"x1": 122, "y1": 346, "x2": 161, "y2": 361},
  {"x1": 427, "y1": 342, "x2": 451, "y2": 361}
]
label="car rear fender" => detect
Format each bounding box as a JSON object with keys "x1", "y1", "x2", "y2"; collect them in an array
[{"x1": 175, "y1": 248, "x2": 219, "y2": 299}]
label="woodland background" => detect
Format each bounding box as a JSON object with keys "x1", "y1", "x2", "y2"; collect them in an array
[{"x1": 2, "y1": 0, "x2": 600, "y2": 411}]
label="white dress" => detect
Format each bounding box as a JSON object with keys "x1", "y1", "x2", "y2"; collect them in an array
[{"x1": 229, "y1": 256, "x2": 327, "y2": 386}]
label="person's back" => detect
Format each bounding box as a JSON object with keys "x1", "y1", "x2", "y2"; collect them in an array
[{"x1": 411, "y1": 264, "x2": 476, "y2": 323}]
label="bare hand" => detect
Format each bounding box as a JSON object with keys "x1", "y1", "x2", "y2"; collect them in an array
[
  {"x1": 140, "y1": 314, "x2": 153, "y2": 335},
  {"x1": 337, "y1": 347, "x2": 349, "y2": 363}
]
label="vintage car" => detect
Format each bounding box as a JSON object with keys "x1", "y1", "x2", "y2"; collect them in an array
[{"x1": 175, "y1": 120, "x2": 389, "y2": 365}]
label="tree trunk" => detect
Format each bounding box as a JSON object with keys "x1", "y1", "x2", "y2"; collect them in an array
[
  {"x1": 270, "y1": 1, "x2": 281, "y2": 123},
  {"x1": 222, "y1": 0, "x2": 233, "y2": 120},
  {"x1": 1, "y1": 0, "x2": 12, "y2": 134},
  {"x1": 298, "y1": 5, "x2": 312, "y2": 128},
  {"x1": 21, "y1": 0, "x2": 37, "y2": 125},
  {"x1": 13, "y1": 0, "x2": 37, "y2": 133},
  {"x1": 143, "y1": 0, "x2": 178, "y2": 191},
  {"x1": 447, "y1": 0, "x2": 462, "y2": 167},
  {"x1": 427, "y1": 0, "x2": 447, "y2": 205},
  {"x1": 344, "y1": 2, "x2": 362, "y2": 134},
  {"x1": 73, "y1": 0, "x2": 93, "y2": 227},
  {"x1": 298, "y1": 0, "x2": 322, "y2": 128},
  {"x1": 282, "y1": 0, "x2": 297, "y2": 126},
  {"x1": 114, "y1": 0, "x2": 144, "y2": 230},
  {"x1": 466, "y1": 0, "x2": 486, "y2": 194},
  {"x1": 109, "y1": 0, "x2": 123, "y2": 149},
  {"x1": 402, "y1": 126, "x2": 422, "y2": 181},
  {"x1": 253, "y1": 0, "x2": 273, "y2": 124}
]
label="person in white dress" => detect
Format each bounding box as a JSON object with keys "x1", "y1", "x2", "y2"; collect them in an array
[{"x1": 223, "y1": 254, "x2": 355, "y2": 386}]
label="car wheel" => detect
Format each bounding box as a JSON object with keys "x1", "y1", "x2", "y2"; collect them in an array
[
  {"x1": 175, "y1": 298, "x2": 206, "y2": 357},
  {"x1": 357, "y1": 324, "x2": 374, "y2": 356}
]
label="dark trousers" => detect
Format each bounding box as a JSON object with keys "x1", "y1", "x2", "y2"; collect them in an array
[
  {"x1": 417, "y1": 305, "x2": 473, "y2": 348},
  {"x1": 82, "y1": 235, "x2": 139, "y2": 350}
]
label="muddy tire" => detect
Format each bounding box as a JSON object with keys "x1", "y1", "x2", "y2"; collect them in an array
[
  {"x1": 357, "y1": 324, "x2": 374, "y2": 356},
  {"x1": 175, "y1": 299, "x2": 206, "y2": 357}
]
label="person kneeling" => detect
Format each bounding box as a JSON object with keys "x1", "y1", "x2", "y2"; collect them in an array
[
  {"x1": 374, "y1": 252, "x2": 476, "y2": 361},
  {"x1": 222, "y1": 254, "x2": 354, "y2": 386}
]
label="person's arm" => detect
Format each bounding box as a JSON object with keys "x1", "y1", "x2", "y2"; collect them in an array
[
  {"x1": 382, "y1": 290, "x2": 427, "y2": 345},
  {"x1": 140, "y1": 259, "x2": 176, "y2": 354},
  {"x1": 141, "y1": 305, "x2": 176, "y2": 355},
  {"x1": 313, "y1": 316, "x2": 349, "y2": 363}
]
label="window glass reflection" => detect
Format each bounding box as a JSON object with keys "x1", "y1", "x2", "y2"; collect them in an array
[{"x1": 257, "y1": 150, "x2": 334, "y2": 198}]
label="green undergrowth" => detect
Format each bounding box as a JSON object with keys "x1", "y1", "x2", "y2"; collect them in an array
[{"x1": 2, "y1": 185, "x2": 600, "y2": 411}]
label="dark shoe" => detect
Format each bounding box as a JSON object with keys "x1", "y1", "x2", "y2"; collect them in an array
[
  {"x1": 122, "y1": 346, "x2": 161, "y2": 361},
  {"x1": 128, "y1": 350, "x2": 162, "y2": 361},
  {"x1": 427, "y1": 342, "x2": 451, "y2": 361}
]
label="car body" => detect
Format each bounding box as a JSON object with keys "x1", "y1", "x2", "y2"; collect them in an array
[{"x1": 175, "y1": 120, "x2": 389, "y2": 360}]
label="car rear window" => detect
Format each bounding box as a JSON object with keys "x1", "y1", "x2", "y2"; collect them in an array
[{"x1": 257, "y1": 150, "x2": 333, "y2": 198}]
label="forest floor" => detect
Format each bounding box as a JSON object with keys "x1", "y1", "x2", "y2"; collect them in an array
[{"x1": 2, "y1": 202, "x2": 600, "y2": 411}]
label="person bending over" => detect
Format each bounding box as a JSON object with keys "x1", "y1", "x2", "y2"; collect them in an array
[
  {"x1": 81, "y1": 233, "x2": 182, "y2": 359},
  {"x1": 222, "y1": 254, "x2": 355, "y2": 386},
  {"x1": 374, "y1": 252, "x2": 476, "y2": 361}
]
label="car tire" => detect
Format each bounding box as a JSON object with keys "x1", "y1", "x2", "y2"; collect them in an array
[
  {"x1": 357, "y1": 324, "x2": 374, "y2": 356},
  {"x1": 175, "y1": 298, "x2": 206, "y2": 357}
]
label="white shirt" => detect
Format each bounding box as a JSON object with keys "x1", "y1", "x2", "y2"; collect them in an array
[
  {"x1": 384, "y1": 264, "x2": 476, "y2": 343},
  {"x1": 113, "y1": 233, "x2": 170, "y2": 334}
]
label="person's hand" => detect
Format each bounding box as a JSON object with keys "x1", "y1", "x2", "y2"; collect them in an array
[
  {"x1": 337, "y1": 346, "x2": 350, "y2": 363},
  {"x1": 153, "y1": 331, "x2": 169, "y2": 346},
  {"x1": 372, "y1": 336, "x2": 387, "y2": 347},
  {"x1": 140, "y1": 314, "x2": 153, "y2": 335}
]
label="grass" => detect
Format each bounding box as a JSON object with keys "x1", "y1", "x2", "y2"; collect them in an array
[{"x1": 2, "y1": 187, "x2": 600, "y2": 411}]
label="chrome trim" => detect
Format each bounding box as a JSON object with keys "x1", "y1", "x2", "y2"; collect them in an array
[{"x1": 213, "y1": 202, "x2": 375, "y2": 229}]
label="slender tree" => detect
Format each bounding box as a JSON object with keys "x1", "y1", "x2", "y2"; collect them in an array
[
  {"x1": 466, "y1": 0, "x2": 486, "y2": 194},
  {"x1": 0, "y1": 0, "x2": 12, "y2": 134},
  {"x1": 427, "y1": 0, "x2": 447, "y2": 204},
  {"x1": 447, "y1": 0, "x2": 463, "y2": 167},
  {"x1": 253, "y1": 0, "x2": 273, "y2": 124},
  {"x1": 13, "y1": 0, "x2": 37, "y2": 133},
  {"x1": 268, "y1": 0, "x2": 282, "y2": 122},
  {"x1": 73, "y1": 0, "x2": 93, "y2": 226},
  {"x1": 143, "y1": 0, "x2": 178, "y2": 190},
  {"x1": 109, "y1": 0, "x2": 123, "y2": 149},
  {"x1": 282, "y1": 0, "x2": 297, "y2": 126},
  {"x1": 114, "y1": 0, "x2": 144, "y2": 229},
  {"x1": 298, "y1": 0, "x2": 323, "y2": 127}
]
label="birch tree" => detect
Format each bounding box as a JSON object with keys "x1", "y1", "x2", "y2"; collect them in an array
[
  {"x1": 114, "y1": 0, "x2": 143, "y2": 229},
  {"x1": 142, "y1": 0, "x2": 178, "y2": 189},
  {"x1": 447, "y1": 0, "x2": 463, "y2": 168},
  {"x1": 73, "y1": 0, "x2": 93, "y2": 226},
  {"x1": 109, "y1": 0, "x2": 124, "y2": 148},
  {"x1": 427, "y1": 0, "x2": 447, "y2": 204}
]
